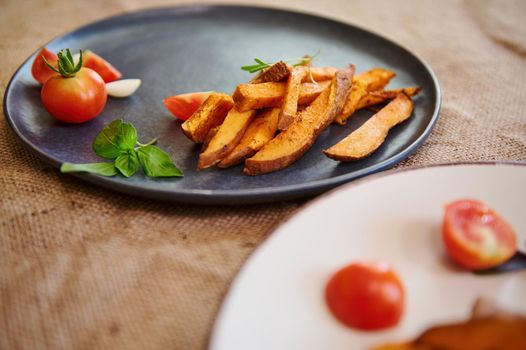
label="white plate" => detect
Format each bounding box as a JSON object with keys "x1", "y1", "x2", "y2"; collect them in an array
[{"x1": 209, "y1": 163, "x2": 526, "y2": 350}]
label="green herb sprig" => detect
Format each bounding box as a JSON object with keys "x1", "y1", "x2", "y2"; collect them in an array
[
  {"x1": 241, "y1": 51, "x2": 320, "y2": 74},
  {"x1": 61, "y1": 119, "x2": 183, "y2": 178}
]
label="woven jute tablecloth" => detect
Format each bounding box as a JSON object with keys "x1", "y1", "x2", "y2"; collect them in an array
[{"x1": 1, "y1": 0, "x2": 525, "y2": 349}]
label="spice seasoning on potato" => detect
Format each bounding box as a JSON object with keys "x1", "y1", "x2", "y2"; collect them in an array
[
  {"x1": 181, "y1": 92, "x2": 234, "y2": 143},
  {"x1": 324, "y1": 92, "x2": 414, "y2": 161},
  {"x1": 244, "y1": 65, "x2": 355, "y2": 175},
  {"x1": 198, "y1": 108, "x2": 256, "y2": 170},
  {"x1": 218, "y1": 108, "x2": 280, "y2": 168}
]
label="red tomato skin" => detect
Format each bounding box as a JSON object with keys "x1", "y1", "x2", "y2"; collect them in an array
[
  {"x1": 83, "y1": 51, "x2": 122, "y2": 83},
  {"x1": 325, "y1": 261, "x2": 404, "y2": 331},
  {"x1": 442, "y1": 199, "x2": 517, "y2": 270},
  {"x1": 31, "y1": 48, "x2": 59, "y2": 85},
  {"x1": 41, "y1": 68, "x2": 107, "y2": 123},
  {"x1": 163, "y1": 91, "x2": 212, "y2": 120}
]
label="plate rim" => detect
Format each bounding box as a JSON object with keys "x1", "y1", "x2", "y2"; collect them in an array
[
  {"x1": 207, "y1": 160, "x2": 526, "y2": 348},
  {"x1": 3, "y1": 4, "x2": 442, "y2": 204}
]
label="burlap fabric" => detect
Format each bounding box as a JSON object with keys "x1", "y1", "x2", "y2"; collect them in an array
[{"x1": 1, "y1": 0, "x2": 525, "y2": 349}]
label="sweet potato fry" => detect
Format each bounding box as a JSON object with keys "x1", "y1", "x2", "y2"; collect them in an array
[
  {"x1": 416, "y1": 316, "x2": 526, "y2": 350},
  {"x1": 334, "y1": 79, "x2": 368, "y2": 125},
  {"x1": 279, "y1": 67, "x2": 307, "y2": 130},
  {"x1": 232, "y1": 81, "x2": 330, "y2": 112},
  {"x1": 369, "y1": 342, "x2": 416, "y2": 350},
  {"x1": 201, "y1": 126, "x2": 219, "y2": 152},
  {"x1": 244, "y1": 65, "x2": 354, "y2": 175},
  {"x1": 181, "y1": 92, "x2": 234, "y2": 143},
  {"x1": 198, "y1": 108, "x2": 256, "y2": 169},
  {"x1": 371, "y1": 299, "x2": 526, "y2": 350},
  {"x1": 356, "y1": 86, "x2": 422, "y2": 109},
  {"x1": 324, "y1": 93, "x2": 414, "y2": 161},
  {"x1": 218, "y1": 108, "x2": 280, "y2": 168},
  {"x1": 250, "y1": 61, "x2": 290, "y2": 83},
  {"x1": 355, "y1": 68, "x2": 396, "y2": 91},
  {"x1": 301, "y1": 66, "x2": 338, "y2": 83},
  {"x1": 298, "y1": 81, "x2": 331, "y2": 104}
]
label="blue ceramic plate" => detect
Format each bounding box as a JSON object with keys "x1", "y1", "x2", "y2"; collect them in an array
[{"x1": 4, "y1": 5, "x2": 440, "y2": 204}]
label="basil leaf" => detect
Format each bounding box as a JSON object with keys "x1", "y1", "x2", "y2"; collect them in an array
[
  {"x1": 118, "y1": 121, "x2": 138, "y2": 151},
  {"x1": 137, "y1": 145, "x2": 183, "y2": 177},
  {"x1": 60, "y1": 162, "x2": 118, "y2": 176},
  {"x1": 115, "y1": 150, "x2": 139, "y2": 178},
  {"x1": 92, "y1": 119, "x2": 138, "y2": 159}
]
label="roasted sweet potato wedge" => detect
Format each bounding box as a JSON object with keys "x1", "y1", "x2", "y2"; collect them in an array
[
  {"x1": 371, "y1": 299, "x2": 526, "y2": 350},
  {"x1": 301, "y1": 66, "x2": 338, "y2": 83},
  {"x1": 355, "y1": 68, "x2": 396, "y2": 91},
  {"x1": 369, "y1": 342, "x2": 417, "y2": 350},
  {"x1": 250, "y1": 61, "x2": 290, "y2": 83},
  {"x1": 198, "y1": 108, "x2": 256, "y2": 169},
  {"x1": 218, "y1": 108, "x2": 280, "y2": 168},
  {"x1": 356, "y1": 86, "x2": 422, "y2": 110},
  {"x1": 334, "y1": 79, "x2": 368, "y2": 125},
  {"x1": 181, "y1": 92, "x2": 234, "y2": 143},
  {"x1": 415, "y1": 316, "x2": 526, "y2": 350},
  {"x1": 279, "y1": 67, "x2": 307, "y2": 130},
  {"x1": 372, "y1": 316, "x2": 526, "y2": 350},
  {"x1": 324, "y1": 92, "x2": 414, "y2": 161},
  {"x1": 244, "y1": 66, "x2": 354, "y2": 175},
  {"x1": 232, "y1": 81, "x2": 330, "y2": 112},
  {"x1": 298, "y1": 81, "x2": 331, "y2": 104},
  {"x1": 201, "y1": 126, "x2": 219, "y2": 152}
]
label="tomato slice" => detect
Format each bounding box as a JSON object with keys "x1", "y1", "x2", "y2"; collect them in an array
[
  {"x1": 82, "y1": 51, "x2": 122, "y2": 83},
  {"x1": 325, "y1": 261, "x2": 404, "y2": 331},
  {"x1": 31, "y1": 47, "x2": 59, "y2": 84},
  {"x1": 163, "y1": 91, "x2": 212, "y2": 121},
  {"x1": 442, "y1": 199, "x2": 517, "y2": 270}
]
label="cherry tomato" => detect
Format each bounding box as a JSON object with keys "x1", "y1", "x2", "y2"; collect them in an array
[
  {"x1": 31, "y1": 47, "x2": 58, "y2": 84},
  {"x1": 83, "y1": 50, "x2": 122, "y2": 83},
  {"x1": 42, "y1": 67, "x2": 107, "y2": 123},
  {"x1": 163, "y1": 91, "x2": 212, "y2": 120},
  {"x1": 442, "y1": 199, "x2": 517, "y2": 270},
  {"x1": 325, "y1": 261, "x2": 404, "y2": 331}
]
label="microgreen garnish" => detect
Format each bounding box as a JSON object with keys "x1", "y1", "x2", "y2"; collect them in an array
[
  {"x1": 43, "y1": 49, "x2": 83, "y2": 78},
  {"x1": 240, "y1": 51, "x2": 320, "y2": 74},
  {"x1": 61, "y1": 119, "x2": 183, "y2": 178}
]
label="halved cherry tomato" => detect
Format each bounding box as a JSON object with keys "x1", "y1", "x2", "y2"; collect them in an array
[
  {"x1": 325, "y1": 261, "x2": 404, "y2": 331},
  {"x1": 163, "y1": 91, "x2": 212, "y2": 120},
  {"x1": 31, "y1": 47, "x2": 58, "y2": 84},
  {"x1": 442, "y1": 199, "x2": 517, "y2": 270},
  {"x1": 82, "y1": 50, "x2": 122, "y2": 83},
  {"x1": 41, "y1": 49, "x2": 107, "y2": 123}
]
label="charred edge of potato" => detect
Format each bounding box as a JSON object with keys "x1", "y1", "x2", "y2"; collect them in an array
[
  {"x1": 355, "y1": 68, "x2": 396, "y2": 92},
  {"x1": 278, "y1": 67, "x2": 307, "y2": 130},
  {"x1": 181, "y1": 93, "x2": 234, "y2": 143},
  {"x1": 324, "y1": 92, "x2": 414, "y2": 162},
  {"x1": 357, "y1": 86, "x2": 422, "y2": 110},
  {"x1": 232, "y1": 81, "x2": 331, "y2": 112},
  {"x1": 198, "y1": 109, "x2": 256, "y2": 170},
  {"x1": 243, "y1": 65, "x2": 355, "y2": 176},
  {"x1": 218, "y1": 108, "x2": 280, "y2": 168},
  {"x1": 250, "y1": 61, "x2": 291, "y2": 83}
]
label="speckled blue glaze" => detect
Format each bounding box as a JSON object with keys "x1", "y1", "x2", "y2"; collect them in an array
[{"x1": 4, "y1": 5, "x2": 440, "y2": 204}]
